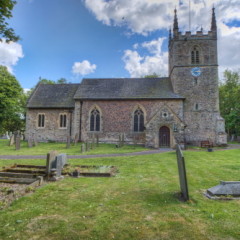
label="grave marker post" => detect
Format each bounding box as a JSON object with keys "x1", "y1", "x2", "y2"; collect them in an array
[
  {"x1": 15, "y1": 136, "x2": 21, "y2": 150},
  {"x1": 176, "y1": 144, "x2": 189, "y2": 201}
]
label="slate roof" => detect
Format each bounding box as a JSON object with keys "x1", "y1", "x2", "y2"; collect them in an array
[
  {"x1": 27, "y1": 83, "x2": 80, "y2": 108},
  {"x1": 74, "y1": 78, "x2": 184, "y2": 100}
]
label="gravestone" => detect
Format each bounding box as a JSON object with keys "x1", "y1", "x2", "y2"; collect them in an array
[
  {"x1": 6, "y1": 132, "x2": 10, "y2": 139},
  {"x1": 118, "y1": 134, "x2": 121, "y2": 147},
  {"x1": 206, "y1": 181, "x2": 240, "y2": 198},
  {"x1": 86, "y1": 142, "x2": 89, "y2": 151},
  {"x1": 46, "y1": 150, "x2": 58, "y2": 180},
  {"x1": 66, "y1": 136, "x2": 71, "y2": 149},
  {"x1": 121, "y1": 133, "x2": 125, "y2": 146},
  {"x1": 54, "y1": 154, "x2": 67, "y2": 177},
  {"x1": 74, "y1": 133, "x2": 79, "y2": 146},
  {"x1": 176, "y1": 144, "x2": 189, "y2": 201},
  {"x1": 96, "y1": 134, "x2": 99, "y2": 147},
  {"x1": 9, "y1": 135, "x2": 15, "y2": 146},
  {"x1": 15, "y1": 136, "x2": 21, "y2": 150},
  {"x1": 33, "y1": 135, "x2": 38, "y2": 146},
  {"x1": 28, "y1": 138, "x2": 33, "y2": 148},
  {"x1": 81, "y1": 143, "x2": 85, "y2": 153}
]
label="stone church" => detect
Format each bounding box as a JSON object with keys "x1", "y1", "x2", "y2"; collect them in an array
[{"x1": 26, "y1": 8, "x2": 227, "y2": 148}]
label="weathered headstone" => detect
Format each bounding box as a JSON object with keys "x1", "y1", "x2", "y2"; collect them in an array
[
  {"x1": 46, "y1": 150, "x2": 58, "y2": 179},
  {"x1": 118, "y1": 134, "x2": 121, "y2": 147},
  {"x1": 74, "y1": 133, "x2": 79, "y2": 146},
  {"x1": 54, "y1": 154, "x2": 67, "y2": 177},
  {"x1": 33, "y1": 135, "x2": 38, "y2": 147},
  {"x1": 207, "y1": 181, "x2": 240, "y2": 198},
  {"x1": 66, "y1": 136, "x2": 71, "y2": 149},
  {"x1": 121, "y1": 133, "x2": 125, "y2": 146},
  {"x1": 28, "y1": 138, "x2": 33, "y2": 148},
  {"x1": 86, "y1": 142, "x2": 89, "y2": 151},
  {"x1": 15, "y1": 136, "x2": 21, "y2": 150},
  {"x1": 176, "y1": 144, "x2": 189, "y2": 201},
  {"x1": 81, "y1": 143, "x2": 85, "y2": 153},
  {"x1": 9, "y1": 135, "x2": 15, "y2": 146},
  {"x1": 96, "y1": 134, "x2": 99, "y2": 147}
]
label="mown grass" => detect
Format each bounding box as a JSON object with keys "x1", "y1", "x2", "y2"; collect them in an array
[
  {"x1": 0, "y1": 149, "x2": 240, "y2": 239},
  {"x1": 0, "y1": 139, "x2": 147, "y2": 156}
]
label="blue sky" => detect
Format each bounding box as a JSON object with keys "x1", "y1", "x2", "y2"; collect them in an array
[{"x1": 1, "y1": 0, "x2": 240, "y2": 89}]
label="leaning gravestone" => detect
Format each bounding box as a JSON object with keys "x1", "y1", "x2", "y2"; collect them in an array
[
  {"x1": 9, "y1": 135, "x2": 15, "y2": 146},
  {"x1": 176, "y1": 144, "x2": 189, "y2": 201},
  {"x1": 15, "y1": 136, "x2": 21, "y2": 150}
]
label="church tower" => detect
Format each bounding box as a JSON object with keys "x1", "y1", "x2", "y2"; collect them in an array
[{"x1": 169, "y1": 8, "x2": 227, "y2": 145}]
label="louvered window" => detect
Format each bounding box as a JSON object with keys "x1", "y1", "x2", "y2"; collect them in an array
[{"x1": 191, "y1": 47, "x2": 200, "y2": 64}]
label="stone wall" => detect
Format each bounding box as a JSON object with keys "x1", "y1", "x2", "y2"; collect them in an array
[
  {"x1": 169, "y1": 32, "x2": 227, "y2": 146},
  {"x1": 74, "y1": 99, "x2": 184, "y2": 147},
  {"x1": 25, "y1": 109, "x2": 74, "y2": 142}
]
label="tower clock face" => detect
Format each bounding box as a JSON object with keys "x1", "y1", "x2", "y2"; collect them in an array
[{"x1": 191, "y1": 67, "x2": 202, "y2": 77}]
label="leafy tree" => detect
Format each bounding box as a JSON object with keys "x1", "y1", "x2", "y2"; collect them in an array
[
  {"x1": 57, "y1": 78, "x2": 68, "y2": 84},
  {"x1": 219, "y1": 70, "x2": 240, "y2": 136},
  {"x1": 144, "y1": 73, "x2": 161, "y2": 78},
  {"x1": 0, "y1": 65, "x2": 25, "y2": 134},
  {"x1": 0, "y1": 0, "x2": 19, "y2": 42}
]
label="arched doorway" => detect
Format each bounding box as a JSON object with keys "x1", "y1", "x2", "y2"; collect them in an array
[{"x1": 159, "y1": 126, "x2": 170, "y2": 147}]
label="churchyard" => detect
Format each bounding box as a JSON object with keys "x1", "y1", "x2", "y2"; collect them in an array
[
  {"x1": 0, "y1": 139, "x2": 147, "y2": 156},
  {"x1": 0, "y1": 139, "x2": 240, "y2": 239}
]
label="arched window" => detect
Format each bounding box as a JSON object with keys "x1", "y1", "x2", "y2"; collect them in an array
[
  {"x1": 191, "y1": 46, "x2": 200, "y2": 64},
  {"x1": 90, "y1": 108, "x2": 100, "y2": 131},
  {"x1": 134, "y1": 108, "x2": 144, "y2": 132}
]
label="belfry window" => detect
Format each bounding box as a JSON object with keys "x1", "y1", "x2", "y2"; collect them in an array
[
  {"x1": 191, "y1": 46, "x2": 200, "y2": 64},
  {"x1": 90, "y1": 108, "x2": 100, "y2": 131},
  {"x1": 134, "y1": 108, "x2": 144, "y2": 132}
]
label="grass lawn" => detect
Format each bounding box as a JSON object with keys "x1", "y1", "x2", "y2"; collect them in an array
[
  {"x1": 0, "y1": 149, "x2": 240, "y2": 239},
  {"x1": 0, "y1": 139, "x2": 147, "y2": 156}
]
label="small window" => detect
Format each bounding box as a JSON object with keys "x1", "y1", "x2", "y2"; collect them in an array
[
  {"x1": 60, "y1": 114, "x2": 67, "y2": 128},
  {"x1": 162, "y1": 112, "x2": 168, "y2": 118},
  {"x1": 38, "y1": 114, "x2": 45, "y2": 128},
  {"x1": 134, "y1": 108, "x2": 144, "y2": 132},
  {"x1": 191, "y1": 46, "x2": 200, "y2": 64},
  {"x1": 195, "y1": 103, "x2": 199, "y2": 111},
  {"x1": 90, "y1": 108, "x2": 100, "y2": 132}
]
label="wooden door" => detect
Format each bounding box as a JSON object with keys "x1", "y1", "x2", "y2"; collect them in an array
[{"x1": 159, "y1": 126, "x2": 170, "y2": 147}]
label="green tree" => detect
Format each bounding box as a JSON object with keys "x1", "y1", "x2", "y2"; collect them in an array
[
  {"x1": 57, "y1": 78, "x2": 68, "y2": 84},
  {"x1": 0, "y1": 0, "x2": 19, "y2": 42},
  {"x1": 144, "y1": 73, "x2": 161, "y2": 78},
  {"x1": 0, "y1": 66, "x2": 25, "y2": 133},
  {"x1": 219, "y1": 70, "x2": 240, "y2": 137}
]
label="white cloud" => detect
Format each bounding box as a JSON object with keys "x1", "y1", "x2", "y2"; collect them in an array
[
  {"x1": 84, "y1": 0, "x2": 240, "y2": 79},
  {"x1": 72, "y1": 60, "x2": 97, "y2": 75},
  {"x1": 0, "y1": 40, "x2": 24, "y2": 73},
  {"x1": 122, "y1": 38, "x2": 168, "y2": 77}
]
